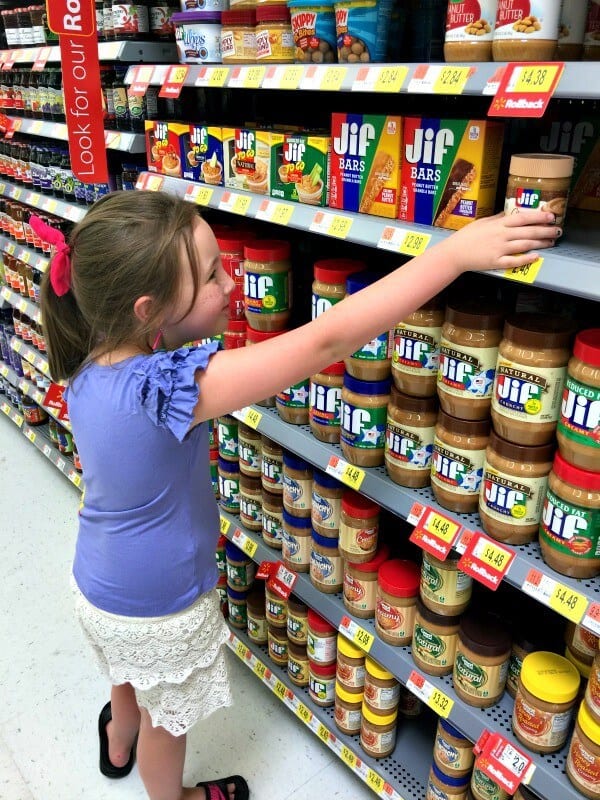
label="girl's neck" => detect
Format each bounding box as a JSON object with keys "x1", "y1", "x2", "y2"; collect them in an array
[{"x1": 93, "y1": 343, "x2": 151, "y2": 366}]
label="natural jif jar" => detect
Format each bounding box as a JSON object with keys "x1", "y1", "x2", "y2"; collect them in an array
[
  {"x1": 340, "y1": 374, "x2": 391, "y2": 467},
  {"x1": 336, "y1": 634, "x2": 366, "y2": 692},
  {"x1": 339, "y1": 490, "x2": 380, "y2": 562},
  {"x1": 345, "y1": 271, "x2": 392, "y2": 382},
  {"x1": 287, "y1": 641, "x2": 310, "y2": 687},
  {"x1": 412, "y1": 599, "x2": 461, "y2": 677},
  {"x1": 421, "y1": 550, "x2": 472, "y2": 617},
  {"x1": 360, "y1": 703, "x2": 398, "y2": 759},
  {"x1": 309, "y1": 361, "x2": 344, "y2": 443},
  {"x1": 247, "y1": 585, "x2": 268, "y2": 644},
  {"x1": 426, "y1": 763, "x2": 470, "y2": 800},
  {"x1": 431, "y1": 412, "x2": 490, "y2": 514},
  {"x1": 393, "y1": 297, "x2": 445, "y2": 398},
  {"x1": 310, "y1": 531, "x2": 343, "y2": 593},
  {"x1": 492, "y1": 314, "x2": 572, "y2": 446},
  {"x1": 505, "y1": 154, "x2": 574, "y2": 228},
  {"x1": 437, "y1": 301, "x2": 503, "y2": 421},
  {"x1": 238, "y1": 422, "x2": 261, "y2": 477},
  {"x1": 239, "y1": 472, "x2": 263, "y2": 531},
  {"x1": 444, "y1": 0, "x2": 496, "y2": 62},
  {"x1": 287, "y1": 595, "x2": 308, "y2": 644},
  {"x1": 343, "y1": 545, "x2": 390, "y2": 619},
  {"x1": 566, "y1": 701, "x2": 600, "y2": 800},
  {"x1": 513, "y1": 651, "x2": 580, "y2": 753},
  {"x1": 492, "y1": 0, "x2": 562, "y2": 62},
  {"x1": 311, "y1": 257, "x2": 365, "y2": 320},
  {"x1": 434, "y1": 718, "x2": 474, "y2": 777},
  {"x1": 261, "y1": 435, "x2": 283, "y2": 494},
  {"x1": 539, "y1": 452, "x2": 600, "y2": 579},
  {"x1": 479, "y1": 430, "x2": 555, "y2": 545},
  {"x1": 243, "y1": 240, "x2": 291, "y2": 332},
  {"x1": 282, "y1": 509, "x2": 312, "y2": 573},
  {"x1": 312, "y1": 470, "x2": 343, "y2": 537},
  {"x1": 385, "y1": 388, "x2": 438, "y2": 489},
  {"x1": 453, "y1": 613, "x2": 511, "y2": 708},
  {"x1": 375, "y1": 558, "x2": 420, "y2": 646},
  {"x1": 334, "y1": 683, "x2": 363, "y2": 735},
  {"x1": 557, "y1": 329, "x2": 600, "y2": 473},
  {"x1": 262, "y1": 488, "x2": 284, "y2": 549},
  {"x1": 282, "y1": 452, "x2": 312, "y2": 517}
]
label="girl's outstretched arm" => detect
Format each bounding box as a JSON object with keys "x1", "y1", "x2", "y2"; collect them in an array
[{"x1": 193, "y1": 209, "x2": 559, "y2": 424}]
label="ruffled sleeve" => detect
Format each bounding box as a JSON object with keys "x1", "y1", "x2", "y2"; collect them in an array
[{"x1": 135, "y1": 343, "x2": 219, "y2": 442}]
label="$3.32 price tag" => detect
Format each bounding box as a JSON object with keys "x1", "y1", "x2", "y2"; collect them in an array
[
  {"x1": 458, "y1": 532, "x2": 515, "y2": 591},
  {"x1": 406, "y1": 670, "x2": 454, "y2": 718},
  {"x1": 409, "y1": 506, "x2": 461, "y2": 559}
]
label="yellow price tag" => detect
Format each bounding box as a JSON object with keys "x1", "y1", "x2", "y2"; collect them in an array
[
  {"x1": 341, "y1": 463, "x2": 365, "y2": 490},
  {"x1": 6, "y1": 243, "x2": 15, "y2": 255},
  {"x1": 220, "y1": 515, "x2": 231, "y2": 535},
  {"x1": 1, "y1": 402, "x2": 10, "y2": 415},
  {"x1": 320, "y1": 67, "x2": 347, "y2": 92},
  {"x1": 317, "y1": 723, "x2": 330, "y2": 743},
  {"x1": 423, "y1": 511, "x2": 460, "y2": 544},
  {"x1": 352, "y1": 625, "x2": 374, "y2": 652},
  {"x1": 513, "y1": 64, "x2": 560, "y2": 93},
  {"x1": 170, "y1": 65, "x2": 189, "y2": 85},
  {"x1": 146, "y1": 174, "x2": 164, "y2": 193},
  {"x1": 501, "y1": 257, "x2": 543, "y2": 285},
  {"x1": 18, "y1": 298, "x2": 27, "y2": 312},
  {"x1": 25, "y1": 429, "x2": 36, "y2": 443},
  {"x1": 399, "y1": 230, "x2": 431, "y2": 256},
  {"x1": 207, "y1": 66, "x2": 228, "y2": 87},
  {"x1": 477, "y1": 539, "x2": 513, "y2": 572},
  {"x1": 20, "y1": 250, "x2": 30, "y2": 263},
  {"x1": 280, "y1": 65, "x2": 303, "y2": 90},
  {"x1": 243, "y1": 66, "x2": 265, "y2": 88},
  {"x1": 243, "y1": 407, "x2": 262, "y2": 430},
  {"x1": 71, "y1": 473, "x2": 82, "y2": 488},
  {"x1": 433, "y1": 66, "x2": 472, "y2": 94},
  {"x1": 30, "y1": 192, "x2": 40, "y2": 205},
  {"x1": 13, "y1": 188, "x2": 22, "y2": 200},
  {"x1": 40, "y1": 360, "x2": 49, "y2": 374},
  {"x1": 242, "y1": 537, "x2": 258, "y2": 558},
  {"x1": 0, "y1": 366, "x2": 8, "y2": 377},
  {"x1": 296, "y1": 702, "x2": 312, "y2": 724},
  {"x1": 195, "y1": 186, "x2": 214, "y2": 206},
  {"x1": 429, "y1": 688, "x2": 454, "y2": 718},
  {"x1": 340, "y1": 745, "x2": 356, "y2": 768},
  {"x1": 367, "y1": 769, "x2": 385, "y2": 793},
  {"x1": 328, "y1": 215, "x2": 353, "y2": 239},
  {"x1": 236, "y1": 641, "x2": 248, "y2": 658},
  {"x1": 270, "y1": 203, "x2": 294, "y2": 226},
  {"x1": 232, "y1": 195, "x2": 251, "y2": 216},
  {"x1": 550, "y1": 583, "x2": 587, "y2": 624},
  {"x1": 13, "y1": 339, "x2": 22, "y2": 353},
  {"x1": 274, "y1": 680, "x2": 286, "y2": 700},
  {"x1": 253, "y1": 660, "x2": 267, "y2": 679},
  {"x1": 374, "y1": 65, "x2": 408, "y2": 93},
  {"x1": 14, "y1": 413, "x2": 23, "y2": 427},
  {"x1": 45, "y1": 199, "x2": 57, "y2": 212}
]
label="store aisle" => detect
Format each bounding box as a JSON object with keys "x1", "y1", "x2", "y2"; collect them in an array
[{"x1": 0, "y1": 418, "x2": 371, "y2": 800}]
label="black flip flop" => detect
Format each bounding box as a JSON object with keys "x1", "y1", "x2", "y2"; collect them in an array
[
  {"x1": 98, "y1": 701, "x2": 137, "y2": 779},
  {"x1": 196, "y1": 774, "x2": 250, "y2": 800}
]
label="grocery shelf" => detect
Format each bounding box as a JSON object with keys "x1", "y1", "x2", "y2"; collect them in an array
[
  {"x1": 0, "y1": 234, "x2": 49, "y2": 273},
  {"x1": 226, "y1": 624, "x2": 432, "y2": 800},
  {"x1": 0, "y1": 179, "x2": 86, "y2": 223},
  {"x1": 220, "y1": 508, "x2": 580, "y2": 800},
  {"x1": 10, "y1": 335, "x2": 49, "y2": 377},
  {"x1": 145, "y1": 173, "x2": 600, "y2": 303},
  {"x1": 1, "y1": 284, "x2": 41, "y2": 323},
  {"x1": 3, "y1": 115, "x2": 146, "y2": 153},
  {"x1": 0, "y1": 357, "x2": 71, "y2": 432},
  {"x1": 2, "y1": 40, "x2": 178, "y2": 65}
]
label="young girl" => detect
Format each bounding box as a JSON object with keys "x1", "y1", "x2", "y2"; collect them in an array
[{"x1": 37, "y1": 191, "x2": 559, "y2": 800}]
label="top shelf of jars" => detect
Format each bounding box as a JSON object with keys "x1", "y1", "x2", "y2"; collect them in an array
[{"x1": 0, "y1": 41, "x2": 178, "y2": 66}]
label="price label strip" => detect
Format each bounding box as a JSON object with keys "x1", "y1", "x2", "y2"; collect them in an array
[
  {"x1": 582, "y1": 602, "x2": 600, "y2": 637},
  {"x1": 522, "y1": 568, "x2": 587, "y2": 624},
  {"x1": 159, "y1": 65, "x2": 190, "y2": 98},
  {"x1": 409, "y1": 506, "x2": 462, "y2": 560},
  {"x1": 184, "y1": 183, "x2": 214, "y2": 207},
  {"x1": 496, "y1": 257, "x2": 544, "y2": 285},
  {"x1": 228, "y1": 66, "x2": 265, "y2": 89},
  {"x1": 195, "y1": 66, "x2": 229, "y2": 88},
  {"x1": 474, "y1": 730, "x2": 535, "y2": 794},
  {"x1": 458, "y1": 532, "x2": 515, "y2": 591},
  {"x1": 218, "y1": 192, "x2": 252, "y2": 216},
  {"x1": 489, "y1": 62, "x2": 565, "y2": 118},
  {"x1": 231, "y1": 527, "x2": 258, "y2": 559},
  {"x1": 339, "y1": 615, "x2": 374, "y2": 653},
  {"x1": 406, "y1": 670, "x2": 454, "y2": 718},
  {"x1": 309, "y1": 211, "x2": 353, "y2": 240},
  {"x1": 351, "y1": 65, "x2": 408, "y2": 94},
  {"x1": 408, "y1": 64, "x2": 474, "y2": 94},
  {"x1": 255, "y1": 199, "x2": 294, "y2": 227},
  {"x1": 377, "y1": 226, "x2": 431, "y2": 256},
  {"x1": 325, "y1": 455, "x2": 365, "y2": 490},
  {"x1": 262, "y1": 65, "x2": 303, "y2": 90}
]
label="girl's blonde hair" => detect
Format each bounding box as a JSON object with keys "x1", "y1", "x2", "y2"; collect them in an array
[{"x1": 41, "y1": 191, "x2": 201, "y2": 380}]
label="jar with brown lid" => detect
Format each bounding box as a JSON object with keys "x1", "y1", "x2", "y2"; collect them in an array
[
  {"x1": 339, "y1": 490, "x2": 379, "y2": 563},
  {"x1": 345, "y1": 271, "x2": 392, "y2": 382},
  {"x1": 309, "y1": 361, "x2": 344, "y2": 443},
  {"x1": 505, "y1": 154, "x2": 574, "y2": 227},
  {"x1": 265, "y1": 584, "x2": 288, "y2": 628},
  {"x1": 262, "y1": 488, "x2": 283, "y2": 549},
  {"x1": 376, "y1": 558, "x2": 420, "y2": 646},
  {"x1": 437, "y1": 301, "x2": 503, "y2": 421},
  {"x1": 268, "y1": 624, "x2": 288, "y2": 666},
  {"x1": 340, "y1": 374, "x2": 391, "y2": 468},
  {"x1": 287, "y1": 641, "x2": 309, "y2": 687},
  {"x1": 276, "y1": 377, "x2": 310, "y2": 425},
  {"x1": 385, "y1": 387, "x2": 438, "y2": 489},
  {"x1": 539, "y1": 452, "x2": 600, "y2": 579},
  {"x1": 312, "y1": 470, "x2": 343, "y2": 537},
  {"x1": 492, "y1": 0, "x2": 561, "y2": 61},
  {"x1": 421, "y1": 550, "x2": 472, "y2": 617},
  {"x1": 312, "y1": 257, "x2": 364, "y2": 319},
  {"x1": 566, "y1": 701, "x2": 600, "y2": 800},
  {"x1": 261, "y1": 435, "x2": 283, "y2": 494},
  {"x1": 238, "y1": 422, "x2": 261, "y2": 477},
  {"x1": 217, "y1": 414, "x2": 238, "y2": 461},
  {"x1": 282, "y1": 509, "x2": 311, "y2": 573},
  {"x1": 247, "y1": 585, "x2": 268, "y2": 644},
  {"x1": 334, "y1": 683, "x2": 363, "y2": 735},
  {"x1": 239, "y1": 472, "x2": 263, "y2": 531},
  {"x1": 444, "y1": 0, "x2": 495, "y2": 62},
  {"x1": 431, "y1": 412, "x2": 490, "y2": 514},
  {"x1": 412, "y1": 599, "x2": 461, "y2": 677},
  {"x1": 287, "y1": 595, "x2": 308, "y2": 644},
  {"x1": 434, "y1": 718, "x2": 474, "y2": 778},
  {"x1": 343, "y1": 545, "x2": 390, "y2": 619},
  {"x1": 479, "y1": 430, "x2": 555, "y2": 545},
  {"x1": 453, "y1": 612, "x2": 511, "y2": 708},
  {"x1": 392, "y1": 299, "x2": 445, "y2": 398},
  {"x1": 310, "y1": 531, "x2": 343, "y2": 594},
  {"x1": 244, "y1": 240, "x2": 291, "y2": 332},
  {"x1": 557, "y1": 329, "x2": 600, "y2": 473},
  {"x1": 566, "y1": 621, "x2": 599, "y2": 667},
  {"x1": 360, "y1": 703, "x2": 397, "y2": 759},
  {"x1": 282, "y1": 451, "x2": 312, "y2": 517},
  {"x1": 336, "y1": 634, "x2": 366, "y2": 692}
]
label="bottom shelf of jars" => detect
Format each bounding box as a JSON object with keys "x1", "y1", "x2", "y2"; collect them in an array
[{"x1": 226, "y1": 624, "x2": 431, "y2": 800}]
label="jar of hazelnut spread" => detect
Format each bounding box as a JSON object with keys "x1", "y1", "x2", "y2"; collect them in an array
[
  {"x1": 505, "y1": 154, "x2": 574, "y2": 228},
  {"x1": 479, "y1": 430, "x2": 555, "y2": 546},
  {"x1": 539, "y1": 452, "x2": 600, "y2": 579},
  {"x1": 437, "y1": 302, "x2": 503, "y2": 421},
  {"x1": 393, "y1": 299, "x2": 445, "y2": 398},
  {"x1": 444, "y1": 0, "x2": 496, "y2": 62},
  {"x1": 492, "y1": 0, "x2": 561, "y2": 62},
  {"x1": 243, "y1": 240, "x2": 291, "y2": 332},
  {"x1": 453, "y1": 613, "x2": 511, "y2": 708},
  {"x1": 431, "y1": 412, "x2": 490, "y2": 514},
  {"x1": 385, "y1": 387, "x2": 438, "y2": 489},
  {"x1": 557, "y1": 329, "x2": 600, "y2": 473},
  {"x1": 309, "y1": 361, "x2": 344, "y2": 443},
  {"x1": 376, "y1": 559, "x2": 420, "y2": 647},
  {"x1": 566, "y1": 701, "x2": 600, "y2": 800},
  {"x1": 345, "y1": 271, "x2": 392, "y2": 382},
  {"x1": 492, "y1": 314, "x2": 572, "y2": 447},
  {"x1": 312, "y1": 258, "x2": 364, "y2": 319},
  {"x1": 340, "y1": 374, "x2": 391, "y2": 468}
]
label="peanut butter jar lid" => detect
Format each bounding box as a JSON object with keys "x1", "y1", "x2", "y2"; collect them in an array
[
  {"x1": 488, "y1": 430, "x2": 555, "y2": 464},
  {"x1": 521, "y1": 651, "x2": 580, "y2": 704},
  {"x1": 574, "y1": 328, "x2": 600, "y2": 367},
  {"x1": 307, "y1": 608, "x2": 336, "y2": 634},
  {"x1": 552, "y1": 451, "x2": 600, "y2": 492},
  {"x1": 347, "y1": 544, "x2": 390, "y2": 572},
  {"x1": 314, "y1": 258, "x2": 365, "y2": 283},
  {"x1": 502, "y1": 313, "x2": 572, "y2": 349},
  {"x1": 365, "y1": 656, "x2": 394, "y2": 681},
  {"x1": 438, "y1": 410, "x2": 491, "y2": 438},
  {"x1": 341, "y1": 489, "x2": 380, "y2": 518},
  {"x1": 445, "y1": 301, "x2": 503, "y2": 331},
  {"x1": 390, "y1": 385, "x2": 439, "y2": 414},
  {"x1": 416, "y1": 597, "x2": 462, "y2": 627},
  {"x1": 378, "y1": 558, "x2": 420, "y2": 597},
  {"x1": 509, "y1": 153, "x2": 575, "y2": 180},
  {"x1": 244, "y1": 239, "x2": 291, "y2": 262},
  {"x1": 337, "y1": 634, "x2": 364, "y2": 658},
  {"x1": 564, "y1": 646, "x2": 591, "y2": 680},
  {"x1": 459, "y1": 613, "x2": 511, "y2": 658}
]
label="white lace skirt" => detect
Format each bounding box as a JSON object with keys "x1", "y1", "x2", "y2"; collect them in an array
[{"x1": 72, "y1": 579, "x2": 233, "y2": 736}]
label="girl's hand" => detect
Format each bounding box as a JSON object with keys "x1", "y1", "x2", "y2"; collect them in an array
[{"x1": 446, "y1": 209, "x2": 560, "y2": 274}]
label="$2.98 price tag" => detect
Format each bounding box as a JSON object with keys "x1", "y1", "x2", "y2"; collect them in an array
[
  {"x1": 458, "y1": 532, "x2": 515, "y2": 591},
  {"x1": 474, "y1": 731, "x2": 535, "y2": 794},
  {"x1": 339, "y1": 615, "x2": 374, "y2": 653},
  {"x1": 409, "y1": 506, "x2": 461, "y2": 559}
]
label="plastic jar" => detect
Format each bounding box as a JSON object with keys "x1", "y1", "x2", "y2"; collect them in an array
[
  {"x1": 539, "y1": 452, "x2": 600, "y2": 579},
  {"x1": 470, "y1": 765, "x2": 510, "y2": 800},
  {"x1": 565, "y1": 647, "x2": 591, "y2": 703},
  {"x1": 226, "y1": 541, "x2": 255, "y2": 591},
  {"x1": 513, "y1": 651, "x2": 580, "y2": 753},
  {"x1": 261, "y1": 435, "x2": 283, "y2": 494},
  {"x1": 309, "y1": 362, "x2": 344, "y2": 442},
  {"x1": 287, "y1": 641, "x2": 310, "y2": 687},
  {"x1": 557, "y1": 329, "x2": 600, "y2": 473},
  {"x1": 215, "y1": 534, "x2": 227, "y2": 574},
  {"x1": 309, "y1": 659, "x2": 336, "y2": 706},
  {"x1": 312, "y1": 470, "x2": 343, "y2": 537},
  {"x1": 360, "y1": 703, "x2": 397, "y2": 759},
  {"x1": 172, "y1": 11, "x2": 222, "y2": 64},
  {"x1": 239, "y1": 472, "x2": 263, "y2": 531},
  {"x1": 282, "y1": 509, "x2": 312, "y2": 572},
  {"x1": 218, "y1": 458, "x2": 241, "y2": 515},
  {"x1": 276, "y1": 377, "x2": 310, "y2": 425},
  {"x1": 287, "y1": 595, "x2": 308, "y2": 644},
  {"x1": 434, "y1": 718, "x2": 474, "y2": 777},
  {"x1": 492, "y1": 0, "x2": 561, "y2": 61},
  {"x1": 364, "y1": 657, "x2": 400, "y2": 713},
  {"x1": 375, "y1": 558, "x2": 420, "y2": 647},
  {"x1": 421, "y1": 550, "x2": 472, "y2": 617},
  {"x1": 244, "y1": 240, "x2": 291, "y2": 332},
  {"x1": 426, "y1": 763, "x2": 470, "y2": 800},
  {"x1": 312, "y1": 258, "x2": 364, "y2": 319},
  {"x1": 268, "y1": 624, "x2": 288, "y2": 666},
  {"x1": 262, "y1": 488, "x2": 284, "y2": 549},
  {"x1": 506, "y1": 629, "x2": 546, "y2": 700},
  {"x1": 283, "y1": 452, "x2": 312, "y2": 517},
  {"x1": 310, "y1": 531, "x2": 343, "y2": 593},
  {"x1": 385, "y1": 387, "x2": 438, "y2": 489},
  {"x1": 392, "y1": 299, "x2": 445, "y2": 398},
  {"x1": 556, "y1": 0, "x2": 589, "y2": 60},
  {"x1": 586, "y1": 654, "x2": 600, "y2": 725},
  {"x1": 431, "y1": 411, "x2": 490, "y2": 514},
  {"x1": 227, "y1": 586, "x2": 249, "y2": 629},
  {"x1": 238, "y1": 422, "x2": 261, "y2": 477},
  {"x1": 343, "y1": 545, "x2": 390, "y2": 619},
  {"x1": 217, "y1": 413, "x2": 238, "y2": 461},
  {"x1": 339, "y1": 490, "x2": 379, "y2": 562},
  {"x1": 247, "y1": 585, "x2": 268, "y2": 644},
  {"x1": 340, "y1": 374, "x2": 391, "y2": 467},
  {"x1": 413, "y1": 599, "x2": 461, "y2": 677},
  {"x1": 345, "y1": 270, "x2": 392, "y2": 382},
  {"x1": 307, "y1": 608, "x2": 337, "y2": 665},
  {"x1": 265, "y1": 584, "x2": 288, "y2": 628},
  {"x1": 453, "y1": 613, "x2": 511, "y2": 708},
  {"x1": 566, "y1": 622, "x2": 599, "y2": 667},
  {"x1": 437, "y1": 302, "x2": 503, "y2": 421},
  {"x1": 444, "y1": 0, "x2": 495, "y2": 62},
  {"x1": 288, "y1": 0, "x2": 337, "y2": 63},
  {"x1": 566, "y1": 701, "x2": 600, "y2": 799},
  {"x1": 479, "y1": 430, "x2": 555, "y2": 545},
  {"x1": 220, "y1": 10, "x2": 256, "y2": 63},
  {"x1": 336, "y1": 634, "x2": 366, "y2": 691},
  {"x1": 255, "y1": 5, "x2": 295, "y2": 60},
  {"x1": 506, "y1": 153, "x2": 574, "y2": 228},
  {"x1": 335, "y1": 683, "x2": 363, "y2": 734},
  {"x1": 492, "y1": 313, "x2": 573, "y2": 446}
]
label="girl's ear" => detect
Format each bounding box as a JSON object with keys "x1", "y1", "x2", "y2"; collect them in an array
[{"x1": 133, "y1": 295, "x2": 154, "y2": 324}]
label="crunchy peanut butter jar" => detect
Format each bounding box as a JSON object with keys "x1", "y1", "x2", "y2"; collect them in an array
[
  {"x1": 392, "y1": 299, "x2": 445, "y2": 398},
  {"x1": 492, "y1": 0, "x2": 561, "y2": 61}
]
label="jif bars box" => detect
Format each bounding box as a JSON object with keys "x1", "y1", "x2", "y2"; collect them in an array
[{"x1": 399, "y1": 118, "x2": 504, "y2": 230}]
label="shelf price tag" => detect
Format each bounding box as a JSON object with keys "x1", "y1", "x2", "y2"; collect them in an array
[
  {"x1": 184, "y1": 183, "x2": 214, "y2": 207},
  {"x1": 458, "y1": 532, "x2": 515, "y2": 591},
  {"x1": 583, "y1": 602, "x2": 600, "y2": 637},
  {"x1": 309, "y1": 211, "x2": 353, "y2": 239},
  {"x1": 273, "y1": 679, "x2": 287, "y2": 700},
  {"x1": 318, "y1": 66, "x2": 346, "y2": 91},
  {"x1": 339, "y1": 744, "x2": 357, "y2": 768},
  {"x1": 24, "y1": 428, "x2": 36, "y2": 443},
  {"x1": 377, "y1": 226, "x2": 431, "y2": 255},
  {"x1": 366, "y1": 769, "x2": 385, "y2": 793},
  {"x1": 227, "y1": 65, "x2": 265, "y2": 89},
  {"x1": 522, "y1": 568, "x2": 587, "y2": 624},
  {"x1": 255, "y1": 199, "x2": 294, "y2": 227},
  {"x1": 253, "y1": 660, "x2": 268, "y2": 680},
  {"x1": 129, "y1": 65, "x2": 155, "y2": 96},
  {"x1": 195, "y1": 66, "x2": 229, "y2": 87},
  {"x1": 295, "y1": 701, "x2": 313, "y2": 724},
  {"x1": 406, "y1": 670, "x2": 454, "y2": 718},
  {"x1": 339, "y1": 615, "x2": 374, "y2": 653},
  {"x1": 351, "y1": 65, "x2": 408, "y2": 94},
  {"x1": 231, "y1": 527, "x2": 258, "y2": 558},
  {"x1": 489, "y1": 62, "x2": 564, "y2": 118},
  {"x1": 325, "y1": 455, "x2": 365, "y2": 490},
  {"x1": 474, "y1": 731, "x2": 535, "y2": 794},
  {"x1": 219, "y1": 515, "x2": 231, "y2": 535},
  {"x1": 408, "y1": 64, "x2": 474, "y2": 94},
  {"x1": 218, "y1": 192, "x2": 251, "y2": 216},
  {"x1": 409, "y1": 506, "x2": 462, "y2": 560},
  {"x1": 317, "y1": 723, "x2": 330, "y2": 743},
  {"x1": 240, "y1": 406, "x2": 262, "y2": 430},
  {"x1": 159, "y1": 65, "x2": 189, "y2": 98},
  {"x1": 497, "y1": 257, "x2": 544, "y2": 285},
  {"x1": 267, "y1": 561, "x2": 298, "y2": 600}
]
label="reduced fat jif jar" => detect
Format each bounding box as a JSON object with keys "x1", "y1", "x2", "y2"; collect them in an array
[
  {"x1": 385, "y1": 387, "x2": 438, "y2": 489},
  {"x1": 375, "y1": 558, "x2": 420, "y2": 647},
  {"x1": 340, "y1": 374, "x2": 391, "y2": 467},
  {"x1": 453, "y1": 613, "x2": 511, "y2": 708},
  {"x1": 309, "y1": 660, "x2": 336, "y2": 707},
  {"x1": 307, "y1": 608, "x2": 337, "y2": 665}
]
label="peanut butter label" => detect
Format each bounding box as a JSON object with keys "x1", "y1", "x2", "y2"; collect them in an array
[
  {"x1": 262, "y1": 454, "x2": 283, "y2": 489},
  {"x1": 376, "y1": 599, "x2": 413, "y2": 639},
  {"x1": 567, "y1": 728, "x2": 600, "y2": 791},
  {"x1": 240, "y1": 495, "x2": 262, "y2": 525},
  {"x1": 471, "y1": 767, "x2": 510, "y2": 800},
  {"x1": 247, "y1": 615, "x2": 267, "y2": 641},
  {"x1": 218, "y1": 474, "x2": 240, "y2": 511},
  {"x1": 481, "y1": 468, "x2": 548, "y2": 526},
  {"x1": 513, "y1": 694, "x2": 573, "y2": 748},
  {"x1": 385, "y1": 420, "x2": 435, "y2": 471},
  {"x1": 218, "y1": 419, "x2": 238, "y2": 458},
  {"x1": 393, "y1": 324, "x2": 441, "y2": 376},
  {"x1": 266, "y1": 597, "x2": 287, "y2": 622},
  {"x1": 309, "y1": 675, "x2": 335, "y2": 703},
  {"x1": 364, "y1": 681, "x2": 400, "y2": 710},
  {"x1": 558, "y1": 376, "x2": 600, "y2": 449},
  {"x1": 352, "y1": 331, "x2": 392, "y2": 362},
  {"x1": 312, "y1": 291, "x2": 342, "y2": 319},
  {"x1": 244, "y1": 269, "x2": 289, "y2": 315},
  {"x1": 438, "y1": 342, "x2": 498, "y2": 399},
  {"x1": 340, "y1": 401, "x2": 387, "y2": 449},
  {"x1": 310, "y1": 381, "x2": 342, "y2": 428},
  {"x1": 445, "y1": 0, "x2": 495, "y2": 42},
  {"x1": 435, "y1": 733, "x2": 474, "y2": 772},
  {"x1": 288, "y1": 614, "x2": 308, "y2": 642},
  {"x1": 431, "y1": 439, "x2": 486, "y2": 496},
  {"x1": 340, "y1": 523, "x2": 377, "y2": 555},
  {"x1": 421, "y1": 556, "x2": 472, "y2": 606},
  {"x1": 263, "y1": 509, "x2": 283, "y2": 543},
  {"x1": 277, "y1": 379, "x2": 310, "y2": 409},
  {"x1": 454, "y1": 653, "x2": 508, "y2": 700},
  {"x1": 413, "y1": 623, "x2": 456, "y2": 667},
  {"x1": 283, "y1": 475, "x2": 312, "y2": 510},
  {"x1": 282, "y1": 530, "x2": 311, "y2": 565},
  {"x1": 312, "y1": 491, "x2": 341, "y2": 530},
  {"x1": 227, "y1": 561, "x2": 255, "y2": 588},
  {"x1": 239, "y1": 438, "x2": 261, "y2": 474},
  {"x1": 344, "y1": 573, "x2": 375, "y2": 612},
  {"x1": 228, "y1": 600, "x2": 247, "y2": 626},
  {"x1": 361, "y1": 726, "x2": 396, "y2": 755},
  {"x1": 493, "y1": 362, "x2": 567, "y2": 424},
  {"x1": 288, "y1": 656, "x2": 309, "y2": 683},
  {"x1": 334, "y1": 704, "x2": 362, "y2": 732},
  {"x1": 540, "y1": 488, "x2": 600, "y2": 560},
  {"x1": 586, "y1": 668, "x2": 600, "y2": 716},
  {"x1": 494, "y1": 0, "x2": 561, "y2": 41},
  {"x1": 311, "y1": 551, "x2": 342, "y2": 587}
]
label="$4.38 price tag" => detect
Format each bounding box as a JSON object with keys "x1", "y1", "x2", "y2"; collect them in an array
[
  {"x1": 458, "y1": 532, "x2": 515, "y2": 591},
  {"x1": 325, "y1": 455, "x2": 365, "y2": 490},
  {"x1": 409, "y1": 506, "x2": 461, "y2": 560},
  {"x1": 406, "y1": 670, "x2": 454, "y2": 718},
  {"x1": 159, "y1": 65, "x2": 189, "y2": 98},
  {"x1": 474, "y1": 731, "x2": 535, "y2": 794},
  {"x1": 339, "y1": 615, "x2": 374, "y2": 653}
]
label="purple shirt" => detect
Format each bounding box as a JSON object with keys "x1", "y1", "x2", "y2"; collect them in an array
[{"x1": 66, "y1": 345, "x2": 220, "y2": 617}]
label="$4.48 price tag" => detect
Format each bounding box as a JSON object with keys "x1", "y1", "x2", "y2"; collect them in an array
[
  {"x1": 522, "y1": 568, "x2": 587, "y2": 624},
  {"x1": 474, "y1": 731, "x2": 535, "y2": 794},
  {"x1": 406, "y1": 670, "x2": 454, "y2": 718},
  {"x1": 458, "y1": 532, "x2": 515, "y2": 591},
  {"x1": 325, "y1": 455, "x2": 365, "y2": 490},
  {"x1": 409, "y1": 506, "x2": 462, "y2": 559}
]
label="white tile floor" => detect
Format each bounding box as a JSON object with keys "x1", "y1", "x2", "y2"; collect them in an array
[{"x1": 0, "y1": 417, "x2": 372, "y2": 800}]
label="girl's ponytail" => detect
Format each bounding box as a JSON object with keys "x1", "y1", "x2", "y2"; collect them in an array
[{"x1": 41, "y1": 273, "x2": 91, "y2": 381}]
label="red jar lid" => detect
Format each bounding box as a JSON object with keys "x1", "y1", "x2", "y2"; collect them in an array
[
  {"x1": 245, "y1": 239, "x2": 291, "y2": 262},
  {"x1": 552, "y1": 451, "x2": 600, "y2": 491},
  {"x1": 256, "y1": 4, "x2": 291, "y2": 21},
  {"x1": 573, "y1": 328, "x2": 600, "y2": 368},
  {"x1": 378, "y1": 559, "x2": 420, "y2": 597},
  {"x1": 307, "y1": 608, "x2": 336, "y2": 634},
  {"x1": 227, "y1": 319, "x2": 247, "y2": 332},
  {"x1": 246, "y1": 327, "x2": 287, "y2": 342},
  {"x1": 319, "y1": 361, "x2": 345, "y2": 376},
  {"x1": 341, "y1": 489, "x2": 380, "y2": 518},
  {"x1": 313, "y1": 258, "x2": 365, "y2": 284},
  {"x1": 309, "y1": 659, "x2": 336, "y2": 677},
  {"x1": 347, "y1": 544, "x2": 390, "y2": 573},
  {"x1": 216, "y1": 230, "x2": 257, "y2": 254},
  {"x1": 221, "y1": 9, "x2": 256, "y2": 24}
]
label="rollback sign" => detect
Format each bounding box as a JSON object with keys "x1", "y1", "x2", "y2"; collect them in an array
[{"x1": 46, "y1": 0, "x2": 108, "y2": 183}]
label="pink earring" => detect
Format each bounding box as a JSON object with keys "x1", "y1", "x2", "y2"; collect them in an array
[{"x1": 151, "y1": 329, "x2": 163, "y2": 351}]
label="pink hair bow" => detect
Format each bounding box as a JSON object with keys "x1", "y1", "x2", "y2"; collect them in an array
[{"x1": 29, "y1": 215, "x2": 71, "y2": 297}]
